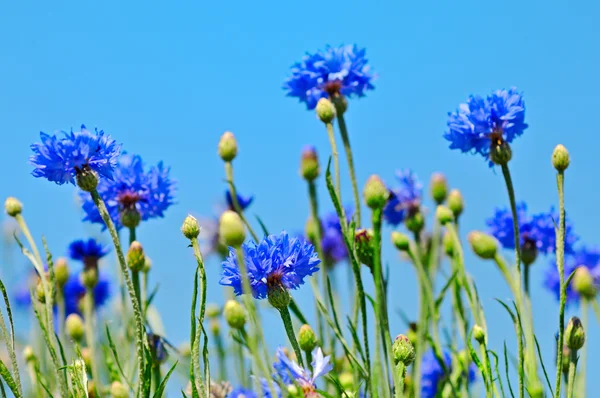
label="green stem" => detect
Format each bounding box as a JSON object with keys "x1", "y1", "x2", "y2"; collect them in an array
[
  {"x1": 152, "y1": 364, "x2": 161, "y2": 395},
  {"x1": 566, "y1": 349, "x2": 578, "y2": 398},
  {"x1": 56, "y1": 288, "x2": 66, "y2": 342},
  {"x1": 394, "y1": 362, "x2": 406, "y2": 398},
  {"x1": 235, "y1": 329, "x2": 247, "y2": 386},
  {"x1": 325, "y1": 122, "x2": 342, "y2": 202},
  {"x1": 279, "y1": 306, "x2": 304, "y2": 367},
  {"x1": 336, "y1": 112, "x2": 361, "y2": 226},
  {"x1": 305, "y1": 350, "x2": 314, "y2": 372},
  {"x1": 224, "y1": 161, "x2": 260, "y2": 242},
  {"x1": 524, "y1": 264, "x2": 530, "y2": 297},
  {"x1": 554, "y1": 170, "x2": 567, "y2": 398},
  {"x1": 578, "y1": 300, "x2": 588, "y2": 397},
  {"x1": 84, "y1": 288, "x2": 100, "y2": 392},
  {"x1": 132, "y1": 271, "x2": 142, "y2": 319},
  {"x1": 212, "y1": 326, "x2": 227, "y2": 382},
  {"x1": 129, "y1": 226, "x2": 137, "y2": 245},
  {"x1": 90, "y1": 189, "x2": 146, "y2": 392},
  {"x1": 592, "y1": 299, "x2": 600, "y2": 323}
]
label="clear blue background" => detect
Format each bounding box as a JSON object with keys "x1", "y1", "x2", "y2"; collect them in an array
[{"x1": 1, "y1": 0, "x2": 599, "y2": 393}]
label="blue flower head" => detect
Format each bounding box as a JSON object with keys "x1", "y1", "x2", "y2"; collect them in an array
[
  {"x1": 226, "y1": 190, "x2": 254, "y2": 212},
  {"x1": 30, "y1": 125, "x2": 121, "y2": 185},
  {"x1": 283, "y1": 44, "x2": 376, "y2": 110},
  {"x1": 383, "y1": 169, "x2": 423, "y2": 226},
  {"x1": 445, "y1": 88, "x2": 528, "y2": 164},
  {"x1": 228, "y1": 387, "x2": 257, "y2": 398},
  {"x1": 421, "y1": 349, "x2": 476, "y2": 398},
  {"x1": 63, "y1": 273, "x2": 111, "y2": 316},
  {"x1": 273, "y1": 347, "x2": 332, "y2": 393},
  {"x1": 79, "y1": 153, "x2": 176, "y2": 230},
  {"x1": 68, "y1": 238, "x2": 110, "y2": 264},
  {"x1": 220, "y1": 232, "x2": 321, "y2": 299},
  {"x1": 545, "y1": 246, "x2": 600, "y2": 304},
  {"x1": 319, "y1": 208, "x2": 352, "y2": 265}
]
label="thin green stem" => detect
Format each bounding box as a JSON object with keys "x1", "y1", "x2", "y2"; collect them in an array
[
  {"x1": 394, "y1": 362, "x2": 406, "y2": 398},
  {"x1": 325, "y1": 122, "x2": 342, "y2": 201},
  {"x1": 524, "y1": 264, "x2": 530, "y2": 297},
  {"x1": 578, "y1": 300, "x2": 588, "y2": 397},
  {"x1": 305, "y1": 350, "x2": 314, "y2": 372},
  {"x1": 84, "y1": 288, "x2": 100, "y2": 392},
  {"x1": 554, "y1": 171, "x2": 567, "y2": 398},
  {"x1": 224, "y1": 161, "x2": 260, "y2": 242},
  {"x1": 336, "y1": 112, "x2": 361, "y2": 226},
  {"x1": 566, "y1": 349, "x2": 578, "y2": 398},
  {"x1": 279, "y1": 306, "x2": 305, "y2": 367},
  {"x1": 90, "y1": 189, "x2": 146, "y2": 392},
  {"x1": 212, "y1": 325, "x2": 227, "y2": 382},
  {"x1": 129, "y1": 227, "x2": 137, "y2": 245},
  {"x1": 132, "y1": 271, "x2": 142, "y2": 318},
  {"x1": 152, "y1": 363, "x2": 161, "y2": 395},
  {"x1": 56, "y1": 288, "x2": 66, "y2": 342},
  {"x1": 592, "y1": 299, "x2": 600, "y2": 323},
  {"x1": 191, "y1": 239, "x2": 208, "y2": 327}
]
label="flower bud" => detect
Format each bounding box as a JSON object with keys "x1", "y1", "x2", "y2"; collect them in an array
[
  {"x1": 363, "y1": 175, "x2": 389, "y2": 209},
  {"x1": 300, "y1": 146, "x2": 320, "y2": 181},
  {"x1": 333, "y1": 95, "x2": 348, "y2": 115},
  {"x1": 339, "y1": 371, "x2": 354, "y2": 390},
  {"x1": 81, "y1": 348, "x2": 92, "y2": 371},
  {"x1": 218, "y1": 131, "x2": 238, "y2": 162},
  {"x1": 430, "y1": 173, "x2": 448, "y2": 204},
  {"x1": 565, "y1": 316, "x2": 585, "y2": 350},
  {"x1": 561, "y1": 346, "x2": 571, "y2": 374},
  {"x1": 35, "y1": 280, "x2": 46, "y2": 303},
  {"x1": 572, "y1": 267, "x2": 597, "y2": 300},
  {"x1": 468, "y1": 231, "x2": 498, "y2": 260},
  {"x1": 393, "y1": 334, "x2": 415, "y2": 366},
  {"x1": 552, "y1": 144, "x2": 570, "y2": 172},
  {"x1": 110, "y1": 381, "x2": 129, "y2": 398},
  {"x1": 473, "y1": 324, "x2": 485, "y2": 344},
  {"x1": 490, "y1": 139, "x2": 512, "y2": 165},
  {"x1": 287, "y1": 385, "x2": 300, "y2": 397},
  {"x1": 210, "y1": 319, "x2": 220, "y2": 335},
  {"x1": 391, "y1": 231, "x2": 410, "y2": 252},
  {"x1": 443, "y1": 231, "x2": 454, "y2": 257},
  {"x1": 521, "y1": 239, "x2": 538, "y2": 266},
  {"x1": 81, "y1": 267, "x2": 99, "y2": 289},
  {"x1": 223, "y1": 300, "x2": 246, "y2": 329},
  {"x1": 23, "y1": 346, "x2": 35, "y2": 363},
  {"x1": 219, "y1": 211, "x2": 246, "y2": 247},
  {"x1": 181, "y1": 214, "x2": 200, "y2": 240},
  {"x1": 206, "y1": 303, "x2": 221, "y2": 319},
  {"x1": 435, "y1": 205, "x2": 454, "y2": 225},
  {"x1": 127, "y1": 241, "x2": 145, "y2": 272},
  {"x1": 297, "y1": 324, "x2": 318, "y2": 352},
  {"x1": 142, "y1": 256, "x2": 152, "y2": 273},
  {"x1": 267, "y1": 281, "x2": 291, "y2": 310},
  {"x1": 407, "y1": 323, "x2": 418, "y2": 348},
  {"x1": 447, "y1": 189, "x2": 464, "y2": 218},
  {"x1": 4, "y1": 197, "x2": 23, "y2": 217},
  {"x1": 315, "y1": 98, "x2": 336, "y2": 124},
  {"x1": 304, "y1": 217, "x2": 319, "y2": 243},
  {"x1": 120, "y1": 207, "x2": 141, "y2": 229},
  {"x1": 355, "y1": 229, "x2": 374, "y2": 267},
  {"x1": 65, "y1": 313, "x2": 85, "y2": 341},
  {"x1": 405, "y1": 211, "x2": 425, "y2": 233},
  {"x1": 54, "y1": 257, "x2": 70, "y2": 286},
  {"x1": 76, "y1": 167, "x2": 99, "y2": 192}
]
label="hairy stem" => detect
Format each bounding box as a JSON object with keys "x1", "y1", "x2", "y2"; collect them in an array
[
  {"x1": 554, "y1": 171, "x2": 567, "y2": 398},
  {"x1": 337, "y1": 113, "x2": 361, "y2": 226},
  {"x1": 279, "y1": 306, "x2": 305, "y2": 367}
]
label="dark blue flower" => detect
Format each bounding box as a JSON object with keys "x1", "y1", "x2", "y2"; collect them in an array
[
  {"x1": 220, "y1": 232, "x2": 320, "y2": 299},
  {"x1": 226, "y1": 190, "x2": 254, "y2": 212},
  {"x1": 68, "y1": 238, "x2": 110, "y2": 262},
  {"x1": 545, "y1": 246, "x2": 600, "y2": 304},
  {"x1": 14, "y1": 279, "x2": 33, "y2": 307},
  {"x1": 283, "y1": 45, "x2": 376, "y2": 110},
  {"x1": 273, "y1": 347, "x2": 332, "y2": 392},
  {"x1": 30, "y1": 125, "x2": 121, "y2": 185},
  {"x1": 383, "y1": 169, "x2": 422, "y2": 226},
  {"x1": 63, "y1": 273, "x2": 111, "y2": 316},
  {"x1": 79, "y1": 153, "x2": 176, "y2": 230},
  {"x1": 445, "y1": 88, "x2": 528, "y2": 164},
  {"x1": 486, "y1": 202, "x2": 578, "y2": 256},
  {"x1": 228, "y1": 387, "x2": 257, "y2": 398},
  {"x1": 320, "y1": 208, "x2": 352, "y2": 265},
  {"x1": 420, "y1": 349, "x2": 475, "y2": 398}
]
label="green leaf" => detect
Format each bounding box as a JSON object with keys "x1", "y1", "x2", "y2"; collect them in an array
[
  {"x1": 467, "y1": 330, "x2": 488, "y2": 390},
  {"x1": 288, "y1": 298, "x2": 309, "y2": 325},
  {"x1": 534, "y1": 334, "x2": 554, "y2": 396},
  {"x1": 503, "y1": 341, "x2": 515, "y2": 398},
  {"x1": 489, "y1": 350, "x2": 506, "y2": 398},
  {"x1": 494, "y1": 298, "x2": 517, "y2": 324},
  {"x1": 255, "y1": 215, "x2": 270, "y2": 237},
  {"x1": 435, "y1": 270, "x2": 458, "y2": 311},
  {"x1": 0, "y1": 359, "x2": 19, "y2": 398},
  {"x1": 345, "y1": 316, "x2": 366, "y2": 363},
  {"x1": 152, "y1": 361, "x2": 179, "y2": 398},
  {"x1": 105, "y1": 325, "x2": 134, "y2": 390}
]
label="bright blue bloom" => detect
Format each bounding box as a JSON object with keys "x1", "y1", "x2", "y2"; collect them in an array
[
  {"x1": 273, "y1": 347, "x2": 332, "y2": 392},
  {"x1": 228, "y1": 387, "x2": 257, "y2": 398},
  {"x1": 30, "y1": 125, "x2": 121, "y2": 185},
  {"x1": 545, "y1": 246, "x2": 600, "y2": 304},
  {"x1": 79, "y1": 153, "x2": 176, "y2": 229},
  {"x1": 383, "y1": 169, "x2": 423, "y2": 226},
  {"x1": 486, "y1": 202, "x2": 577, "y2": 255},
  {"x1": 258, "y1": 378, "x2": 282, "y2": 398},
  {"x1": 68, "y1": 238, "x2": 110, "y2": 262},
  {"x1": 14, "y1": 280, "x2": 33, "y2": 307},
  {"x1": 421, "y1": 349, "x2": 475, "y2": 398},
  {"x1": 445, "y1": 88, "x2": 528, "y2": 164},
  {"x1": 226, "y1": 190, "x2": 253, "y2": 212},
  {"x1": 283, "y1": 44, "x2": 376, "y2": 110},
  {"x1": 220, "y1": 232, "x2": 320, "y2": 299},
  {"x1": 320, "y1": 208, "x2": 352, "y2": 265},
  {"x1": 63, "y1": 273, "x2": 111, "y2": 316}
]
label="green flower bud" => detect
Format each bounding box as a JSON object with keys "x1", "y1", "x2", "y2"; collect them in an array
[
  {"x1": 406, "y1": 323, "x2": 418, "y2": 348},
  {"x1": 54, "y1": 257, "x2": 70, "y2": 286},
  {"x1": 443, "y1": 231, "x2": 454, "y2": 257},
  {"x1": 332, "y1": 95, "x2": 348, "y2": 115},
  {"x1": 405, "y1": 211, "x2": 425, "y2": 233},
  {"x1": 120, "y1": 207, "x2": 141, "y2": 229},
  {"x1": 142, "y1": 256, "x2": 152, "y2": 273},
  {"x1": 391, "y1": 231, "x2": 410, "y2": 252},
  {"x1": 363, "y1": 175, "x2": 389, "y2": 209},
  {"x1": 223, "y1": 300, "x2": 246, "y2": 329},
  {"x1": 316, "y1": 98, "x2": 336, "y2": 124},
  {"x1": 552, "y1": 144, "x2": 570, "y2": 172},
  {"x1": 490, "y1": 139, "x2": 512, "y2": 165},
  {"x1": 300, "y1": 146, "x2": 320, "y2": 181},
  {"x1": 23, "y1": 346, "x2": 35, "y2": 363},
  {"x1": 473, "y1": 324, "x2": 485, "y2": 344},
  {"x1": 435, "y1": 205, "x2": 454, "y2": 225},
  {"x1": 561, "y1": 346, "x2": 571, "y2": 374},
  {"x1": 75, "y1": 166, "x2": 99, "y2": 192},
  {"x1": 572, "y1": 267, "x2": 597, "y2": 300},
  {"x1": 210, "y1": 319, "x2": 220, "y2": 335},
  {"x1": 81, "y1": 267, "x2": 99, "y2": 289},
  {"x1": 287, "y1": 385, "x2": 301, "y2": 397},
  {"x1": 218, "y1": 131, "x2": 238, "y2": 162},
  {"x1": 219, "y1": 211, "x2": 246, "y2": 247},
  {"x1": 447, "y1": 189, "x2": 464, "y2": 218},
  {"x1": 339, "y1": 371, "x2": 354, "y2": 390},
  {"x1": 468, "y1": 231, "x2": 498, "y2": 260},
  {"x1": 393, "y1": 334, "x2": 415, "y2": 366},
  {"x1": 304, "y1": 217, "x2": 319, "y2": 243},
  {"x1": 521, "y1": 238, "x2": 538, "y2": 266},
  {"x1": 35, "y1": 280, "x2": 46, "y2": 303},
  {"x1": 127, "y1": 241, "x2": 145, "y2": 272},
  {"x1": 267, "y1": 280, "x2": 291, "y2": 310},
  {"x1": 4, "y1": 197, "x2": 23, "y2": 217},
  {"x1": 81, "y1": 348, "x2": 92, "y2": 371},
  {"x1": 565, "y1": 316, "x2": 585, "y2": 350},
  {"x1": 430, "y1": 173, "x2": 448, "y2": 204},
  {"x1": 355, "y1": 229, "x2": 374, "y2": 267},
  {"x1": 206, "y1": 303, "x2": 221, "y2": 319},
  {"x1": 297, "y1": 324, "x2": 318, "y2": 352},
  {"x1": 528, "y1": 382, "x2": 544, "y2": 398},
  {"x1": 65, "y1": 313, "x2": 85, "y2": 341},
  {"x1": 181, "y1": 214, "x2": 200, "y2": 240},
  {"x1": 110, "y1": 381, "x2": 129, "y2": 398}
]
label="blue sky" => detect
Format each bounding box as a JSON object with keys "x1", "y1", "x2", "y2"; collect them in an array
[{"x1": 1, "y1": 0, "x2": 599, "y2": 393}]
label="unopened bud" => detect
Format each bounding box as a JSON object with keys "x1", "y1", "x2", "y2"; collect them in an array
[
  {"x1": 81, "y1": 267, "x2": 99, "y2": 289},
  {"x1": 447, "y1": 189, "x2": 464, "y2": 218},
  {"x1": 430, "y1": 173, "x2": 448, "y2": 204},
  {"x1": 435, "y1": 205, "x2": 454, "y2": 225},
  {"x1": 443, "y1": 231, "x2": 454, "y2": 257},
  {"x1": 127, "y1": 241, "x2": 145, "y2": 272},
  {"x1": 490, "y1": 139, "x2": 512, "y2": 165},
  {"x1": 473, "y1": 324, "x2": 485, "y2": 344},
  {"x1": 393, "y1": 334, "x2": 415, "y2": 366},
  {"x1": 219, "y1": 211, "x2": 246, "y2": 247},
  {"x1": 81, "y1": 348, "x2": 92, "y2": 371},
  {"x1": 54, "y1": 257, "x2": 70, "y2": 286},
  {"x1": 76, "y1": 167, "x2": 99, "y2": 192},
  {"x1": 120, "y1": 207, "x2": 141, "y2": 229},
  {"x1": 206, "y1": 303, "x2": 221, "y2": 319},
  {"x1": 142, "y1": 256, "x2": 152, "y2": 273},
  {"x1": 4, "y1": 197, "x2": 23, "y2": 217},
  {"x1": 223, "y1": 300, "x2": 246, "y2": 329},
  {"x1": 552, "y1": 144, "x2": 570, "y2": 172},
  {"x1": 23, "y1": 346, "x2": 35, "y2": 363},
  {"x1": 355, "y1": 229, "x2": 374, "y2": 267},
  {"x1": 300, "y1": 146, "x2": 320, "y2": 181},
  {"x1": 572, "y1": 267, "x2": 597, "y2": 300},
  {"x1": 315, "y1": 98, "x2": 336, "y2": 124},
  {"x1": 468, "y1": 231, "x2": 498, "y2": 260},
  {"x1": 297, "y1": 324, "x2": 317, "y2": 352},
  {"x1": 110, "y1": 381, "x2": 129, "y2": 398},
  {"x1": 218, "y1": 131, "x2": 238, "y2": 162},
  {"x1": 405, "y1": 211, "x2": 425, "y2": 233},
  {"x1": 391, "y1": 231, "x2": 410, "y2": 252},
  {"x1": 267, "y1": 281, "x2": 290, "y2": 310},
  {"x1": 521, "y1": 239, "x2": 538, "y2": 266},
  {"x1": 65, "y1": 314, "x2": 85, "y2": 341},
  {"x1": 565, "y1": 316, "x2": 585, "y2": 350},
  {"x1": 181, "y1": 215, "x2": 200, "y2": 240},
  {"x1": 305, "y1": 217, "x2": 319, "y2": 243},
  {"x1": 363, "y1": 175, "x2": 389, "y2": 209},
  {"x1": 339, "y1": 371, "x2": 354, "y2": 390},
  {"x1": 35, "y1": 281, "x2": 46, "y2": 303}
]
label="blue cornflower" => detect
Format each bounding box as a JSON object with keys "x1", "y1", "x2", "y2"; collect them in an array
[
  {"x1": 68, "y1": 238, "x2": 110, "y2": 263},
  {"x1": 220, "y1": 232, "x2": 320, "y2": 299},
  {"x1": 14, "y1": 277, "x2": 34, "y2": 307},
  {"x1": 79, "y1": 153, "x2": 176, "y2": 229},
  {"x1": 63, "y1": 273, "x2": 111, "y2": 316},
  {"x1": 283, "y1": 45, "x2": 376, "y2": 110},
  {"x1": 226, "y1": 190, "x2": 254, "y2": 212},
  {"x1": 445, "y1": 88, "x2": 528, "y2": 164},
  {"x1": 421, "y1": 349, "x2": 475, "y2": 398},
  {"x1": 227, "y1": 387, "x2": 257, "y2": 398},
  {"x1": 30, "y1": 125, "x2": 121, "y2": 185},
  {"x1": 545, "y1": 246, "x2": 600, "y2": 304},
  {"x1": 383, "y1": 169, "x2": 423, "y2": 226},
  {"x1": 273, "y1": 347, "x2": 332, "y2": 394},
  {"x1": 320, "y1": 208, "x2": 353, "y2": 265}
]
